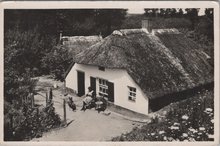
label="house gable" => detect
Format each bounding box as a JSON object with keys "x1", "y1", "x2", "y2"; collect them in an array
[{"x1": 65, "y1": 63, "x2": 149, "y2": 115}]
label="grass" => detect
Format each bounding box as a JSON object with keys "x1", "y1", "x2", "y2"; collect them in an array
[{"x1": 112, "y1": 87, "x2": 214, "y2": 141}]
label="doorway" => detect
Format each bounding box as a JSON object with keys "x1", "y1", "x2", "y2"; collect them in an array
[{"x1": 77, "y1": 71, "x2": 85, "y2": 96}]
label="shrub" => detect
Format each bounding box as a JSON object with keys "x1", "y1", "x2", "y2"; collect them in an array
[
  {"x1": 112, "y1": 89, "x2": 214, "y2": 141},
  {"x1": 4, "y1": 103, "x2": 61, "y2": 141}
]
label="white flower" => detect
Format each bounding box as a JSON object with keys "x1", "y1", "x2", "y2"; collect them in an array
[
  {"x1": 199, "y1": 127, "x2": 205, "y2": 131},
  {"x1": 182, "y1": 133, "x2": 188, "y2": 137},
  {"x1": 208, "y1": 134, "x2": 214, "y2": 139},
  {"x1": 163, "y1": 136, "x2": 167, "y2": 141},
  {"x1": 188, "y1": 128, "x2": 197, "y2": 133},
  {"x1": 151, "y1": 133, "x2": 155, "y2": 136},
  {"x1": 188, "y1": 137, "x2": 195, "y2": 141},
  {"x1": 205, "y1": 108, "x2": 213, "y2": 113},
  {"x1": 173, "y1": 122, "x2": 180, "y2": 126},
  {"x1": 159, "y1": 131, "x2": 165, "y2": 134},
  {"x1": 198, "y1": 132, "x2": 202, "y2": 135},
  {"x1": 211, "y1": 119, "x2": 214, "y2": 123},
  {"x1": 170, "y1": 126, "x2": 179, "y2": 130},
  {"x1": 182, "y1": 115, "x2": 189, "y2": 120}
]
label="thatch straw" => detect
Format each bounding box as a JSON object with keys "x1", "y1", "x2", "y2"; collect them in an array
[
  {"x1": 74, "y1": 29, "x2": 213, "y2": 99},
  {"x1": 62, "y1": 35, "x2": 102, "y2": 57}
]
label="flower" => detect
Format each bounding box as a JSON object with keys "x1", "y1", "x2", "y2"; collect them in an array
[
  {"x1": 199, "y1": 127, "x2": 205, "y2": 131},
  {"x1": 211, "y1": 119, "x2": 214, "y2": 123},
  {"x1": 188, "y1": 137, "x2": 195, "y2": 141},
  {"x1": 173, "y1": 122, "x2": 180, "y2": 126},
  {"x1": 205, "y1": 108, "x2": 213, "y2": 113},
  {"x1": 188, "y1": 128, "x2": 198, "y2": 133},
  {"x1": 151, "y1": 133, "x2": 155, "y2": 136},
  {"x1": 170, "y1": 126, "x2": 179, "y2": 130},
  {"x1": 159, "y1": 131, "x2": 165, "y2": 134},
  {"x1": 182, "y1": 115, "x2": 189, "y2": 120},
  {"x1": 208, "y1": 134, "x2": 214, "y2": 139},
  {"x1": 163, "y1": 136, "x2": 167, "y2": 141},
  {"x1": 182, "y1": 133, "x2": 188, "y2": 137}
]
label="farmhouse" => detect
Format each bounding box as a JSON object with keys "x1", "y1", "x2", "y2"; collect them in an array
[{"x1": 65, "y1": 21, "x2": 213, "y2": 115}]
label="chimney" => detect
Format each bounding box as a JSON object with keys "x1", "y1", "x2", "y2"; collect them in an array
[{"x1": 142, "y1": 19, "x2": 152, "y2": 33}]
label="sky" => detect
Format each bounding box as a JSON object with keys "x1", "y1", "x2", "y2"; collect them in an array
[{"x1": 128, "y1": 8, "x2": 205, "y2": 16}]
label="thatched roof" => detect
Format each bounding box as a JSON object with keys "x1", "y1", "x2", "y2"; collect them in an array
[
  {"x1": 74, "y1": 29, "x2": 213, "y2": 99},
  {"x1": 62, "y1": 35, "x2": 102, "y2": 56}
]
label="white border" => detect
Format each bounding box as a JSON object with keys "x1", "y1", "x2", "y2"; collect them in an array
[{"x1": 0, "y1": 1, "x2": 219, "y2": 146}]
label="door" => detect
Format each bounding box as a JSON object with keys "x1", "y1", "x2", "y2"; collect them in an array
[
  {"x1": 107, "y1": 81, "x2": 114, "y2": 102},
  {"x1": 77, "y1": 71, "x2": 85, "y2": 96},
  {"x1": 90, "y1": 77, "x2": 96, "y2": 97}
]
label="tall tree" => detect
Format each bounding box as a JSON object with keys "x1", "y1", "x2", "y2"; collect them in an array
[
  {"x1": 94, "y1": 9, "x2": 127, "y2": 36},
  {"x1": 185, "y1": 8, "x2": 200, "y2": 29},
  {"x1": 144, "y1": 9, "x2": 159, "y2": 17},
  {"x1": 205, "y1": 8, "x2": 213, "y2": 22},
  {"x1": 178, "y1": 8, "x2": 184, "y2": 17}
]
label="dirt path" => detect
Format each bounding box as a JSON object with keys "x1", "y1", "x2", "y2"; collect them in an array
[{"x1": 32, "y1": 76, "x2": 141, "y2": 141}]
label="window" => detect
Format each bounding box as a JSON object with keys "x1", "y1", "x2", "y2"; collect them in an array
[
  {"x1": 98, "y1": 66, "x2": 105, "y2": 71},
  {"x1": 128, "y1": 86, "x2": 136, "y2": 102},
  {"x1": 99, "y1": 78, "x2": 108, "y2": 96}
]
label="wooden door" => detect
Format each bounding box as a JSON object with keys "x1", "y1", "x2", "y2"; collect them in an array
[
  {"x1": 90, "y1": 77, "x2": 96, "y2": 97},
  {"x1": 107, "y1": 81, "x2": 114, "y2": 102},
  {"x1": 77, "y1": 71, "x2": 85, "y2": 97}
]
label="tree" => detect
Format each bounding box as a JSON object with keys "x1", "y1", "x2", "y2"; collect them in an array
[
  {"x1": 185, "y1": 8, "x2": 200, "y2": 29},
  {"x1": 41, "y1": 45, "x2": 72, "y2": 81},
  {"x1": 4, "y1": 29, "x2": 41, "y2": 103},
  {"x1": 170, "y1": 8, "x2": 177, "y2": 17},
  {"x1": 94, "y1": 9, "x2": 127, "y2": 36},
  {"x1": 205, "y1": 8, "x2": 213, "y2": 22},
  {"x1": 178, "y1": 9, "x2": 184, "y2": 17},
  {"x1": 144, "y1": 9, "x2": 159, "y2": 18}
]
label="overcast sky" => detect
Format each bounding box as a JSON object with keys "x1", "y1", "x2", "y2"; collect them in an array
[{"x1": 128, "y1": 8, "x2": 205, "y2": 16}]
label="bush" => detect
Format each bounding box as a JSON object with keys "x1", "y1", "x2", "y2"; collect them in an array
[
  {"x1": 41, "y1": 45, "x2": 72, "y2": 81},
  {"x1": 112, "y1": 89, "x2": 214, "y2": 141},
  {"x1": 4, "y1": 103, "x2": 61, "y2": 141}
]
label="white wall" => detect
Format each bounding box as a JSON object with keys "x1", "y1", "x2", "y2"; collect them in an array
[{"x1": 65, "y1": 63, "x2": 149, "y2": 115}]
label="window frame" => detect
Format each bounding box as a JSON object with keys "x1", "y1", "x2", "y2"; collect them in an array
[
  {"x1": 128, "y1": 86, "x2": 136, "y2": 102},
  {"x1": 98, "y1": 78, "x2": 108, "y2": 97}
]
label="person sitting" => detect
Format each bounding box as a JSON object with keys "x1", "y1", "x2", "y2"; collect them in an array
[{"x1": 81, "y1": 87, "x2": 94, "y2": 111}]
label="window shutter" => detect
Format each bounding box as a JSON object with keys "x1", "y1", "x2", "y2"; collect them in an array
[
  {"x1": 107, "y1": 81, "x2": 114, "y2": 102},
  {"x1": 90, "y1": 77, "x2": 96, "y2": 97}
]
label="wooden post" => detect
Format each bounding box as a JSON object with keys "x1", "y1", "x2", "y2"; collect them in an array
[
  {"x1": 31, "y1": 93, "x2": 34, "y2": 108},
  {"x1": 63, "y1": 99, "x2": 66, "y2": 124},
  {"x1": 46, "y1": 92, "x2": 48, "y2": 106},
  {"x1": 10, "y1": 115, "x2": 13, "y2": 129}
]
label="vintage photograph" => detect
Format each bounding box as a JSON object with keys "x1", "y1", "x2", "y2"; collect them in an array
[{"x1": 3, "y1": 3, "x2": 217, "y2": 142}]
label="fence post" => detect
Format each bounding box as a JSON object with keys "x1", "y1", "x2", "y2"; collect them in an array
[
  {"x1": 31, "y1": 93, "x2": 34, "y2": 108},
  {"x1": 10, "y1": 115, "x2": 13, "y2": 129},
  {"x1": 63, "y1": 99, "x2": 66, "y2": 124},
  {"x1": 46, "y1": 92, "x2": 48, "y2": 106}
]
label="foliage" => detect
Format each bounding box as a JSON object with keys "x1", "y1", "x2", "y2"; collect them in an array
[
  {"x1": 94, "y1": 9, "x2": 128, "y2": 36},
  {"x1": 112, "y1": 89, "x2": 214, "y2": 141},
  {"x1": 205, "y1": 8, "x2": 213, "y2": 22},
  {"x1": 41, "y1": 45, "x2": 72, "y2": 81},
  {"x1": 4, "y1": 103, "x2": 61, "y2": 141}
]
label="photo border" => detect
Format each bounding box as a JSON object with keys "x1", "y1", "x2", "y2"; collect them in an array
[{"x1": 0, "y1": 1, "x2": 219, "y2": 146}]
